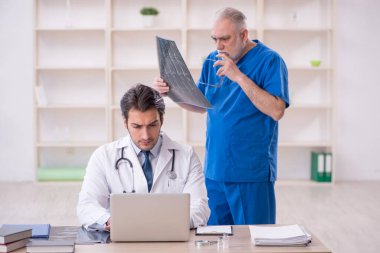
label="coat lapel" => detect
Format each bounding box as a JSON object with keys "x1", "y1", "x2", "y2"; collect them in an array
[{"x1": 153, "y1": 133, "x2": 182, "y2": 184}]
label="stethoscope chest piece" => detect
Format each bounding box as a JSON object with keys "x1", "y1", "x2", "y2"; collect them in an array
[{"x1": 167, "y1": 170, "x2": 177, "y2": 180}]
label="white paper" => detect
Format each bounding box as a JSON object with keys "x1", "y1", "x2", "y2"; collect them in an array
[
  {"x1": 318, "y1": 153, "x2": 324, "y2": 173},
  {"x1": 325, "y1": 153, "x2": 332, "y2": 173},
  {"x1": 197, "y1": 225, "x2": 232, "y2": 234},
  {"x1": 249, "y1": 225, "x2": 311, "y2": 246},
  {"x1": 249, "y1": 225, "x2": 305, "y2": 239}
]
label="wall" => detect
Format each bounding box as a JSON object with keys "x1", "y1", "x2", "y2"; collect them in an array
[
  {"x1": 1, "y1": 0, "x2": 380, "y2": 181},
  {"x1": 334, "y1": 0, "x2": 380, "y2": 180},
  {"x1": 0, "y1": 0, "x2": 34, "y2": 181}
]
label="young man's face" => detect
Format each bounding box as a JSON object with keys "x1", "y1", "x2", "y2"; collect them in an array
[
  {"x1": 211, "y1": 18, "x2": 247, "y2": 61},
  {"x1": 125, "y1": 108, "x2": 162, "y2": 151}
]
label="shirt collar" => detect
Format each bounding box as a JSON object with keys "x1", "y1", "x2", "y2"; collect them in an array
[{"x1": 129, "y1": 134, "x2": 162, "y2": 158}]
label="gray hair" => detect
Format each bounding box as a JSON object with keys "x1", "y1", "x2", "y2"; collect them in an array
[{"x1": 214, "y1": 7, "x2": 247, "y2": 30}]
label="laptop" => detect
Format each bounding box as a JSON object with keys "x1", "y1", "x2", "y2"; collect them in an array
[{"x1": 110, "y1": 193, "x2": 190, "y2": 242}]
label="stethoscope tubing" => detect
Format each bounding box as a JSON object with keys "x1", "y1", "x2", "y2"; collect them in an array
[{"x1": 114, "y1": 147, "x2": 176, "y2": 193}]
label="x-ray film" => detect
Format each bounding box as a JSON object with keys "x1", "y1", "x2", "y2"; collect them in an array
[{"x1": 156, "y1": 36, "x2": 212, "y2": 109}]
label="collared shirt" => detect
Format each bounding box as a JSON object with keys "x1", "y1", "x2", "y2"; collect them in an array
[{"x1": 129, "y1": 134, "x2": 163, "y2": 176}]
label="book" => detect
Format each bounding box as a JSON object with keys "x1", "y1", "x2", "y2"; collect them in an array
[
  {"x1": 0, "y1": 226, "x2": 32, "y2": 244},
  {"x1": 26, "y1": 239, "x2": 74, "y2": 253},
  {"x1": 249, "y1": 224, "x2": 311, "y2": 246},
  {"x1": 2, "y1": 224, "x2": 50, "y2": 239},
  {"x1": 196, "y1": 225, "x2": 233, "y2": 236},
  {"x1": 0, "y1": 238, "x2": 29, "y2": 253}
]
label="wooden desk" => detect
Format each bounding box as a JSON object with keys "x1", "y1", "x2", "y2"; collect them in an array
[{"x1": 72, "y1": 226, "x2": 331, "y2": 253}]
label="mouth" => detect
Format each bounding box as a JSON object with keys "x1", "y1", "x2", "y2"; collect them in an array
[
  {"x1": 217, "y1": 51, "x2": 230, "y2": 57},
  {"x1": 139, "y1": 140, "x2": 153, "y2": 148}
]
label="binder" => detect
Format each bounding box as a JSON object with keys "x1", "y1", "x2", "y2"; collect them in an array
[{"x1": 311, "y1": 152, "x2": 332, "y2": 182}]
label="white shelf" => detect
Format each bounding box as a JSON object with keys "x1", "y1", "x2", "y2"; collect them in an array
[
  {"x1": 36, "y1": 28, "x2": 105, "y2": 32},
  {"x1": 264, "y1": 28, "x2": 333, "y2": 32},
  {"x1": 111, "y1": 27, "x2": 181, "y2": 32},
  {"x1": 111, "y1": 66, "x2": 159, "y2": 71},
  {"x1": 37, "y1": 142, "x2": 105, "y2": 148},
  {"x1": 279, "y1": 141, "x2": 332, "y2": 148},
  {"x1": 36, "y1": 66, "x2": 105, "y2": 70},
  {"x1": 37, "y1": 105, "x2": 106, "y2": 109},
  {"x1": 289, "y1": 104, "x2": 332, "y2": 109}
]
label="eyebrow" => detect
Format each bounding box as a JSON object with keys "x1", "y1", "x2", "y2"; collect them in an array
[
  {"x1": 211, "y1": 35, "x2": 231, "y2": 40},
  {"x1": 131, "y1": 120, "x2": 159, "y2": 127}
]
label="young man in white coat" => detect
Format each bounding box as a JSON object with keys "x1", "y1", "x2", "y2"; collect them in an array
[{"x1": 77, "y1": 84, "x2": 210, "y2": 231}]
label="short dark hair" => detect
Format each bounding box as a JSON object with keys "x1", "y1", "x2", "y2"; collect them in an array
[{"x1": 120, "y1": 84, "x2": 165, "y2": 123}]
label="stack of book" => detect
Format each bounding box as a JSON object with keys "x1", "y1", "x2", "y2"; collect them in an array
[
  {"x1": 26, "y1": 240, "x2": 75, "y2": 253},
  {"x1": 0, "y1": 226, "x2": 32, "y2": 252},
  {"x1": 249, "y1": 224, "x2": 312, "y2": 246}
]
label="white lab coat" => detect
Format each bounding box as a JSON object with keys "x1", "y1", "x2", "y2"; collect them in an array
[{"x1": 77, "y1": 132, "x2": 210, "y2": 229}]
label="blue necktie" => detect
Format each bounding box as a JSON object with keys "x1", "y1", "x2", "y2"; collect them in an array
[{"x1": 142, "y1": 150, "x2": 153, "y2": 192}]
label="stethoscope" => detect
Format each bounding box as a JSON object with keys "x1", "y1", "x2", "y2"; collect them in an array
[{"x1": 114, "y1": 147, "x2": 177, "y2": 193}]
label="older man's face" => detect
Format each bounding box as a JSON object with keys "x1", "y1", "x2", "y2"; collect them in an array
[{"x1": 211, "y1": 18, "x2": 246, "y2": 61}]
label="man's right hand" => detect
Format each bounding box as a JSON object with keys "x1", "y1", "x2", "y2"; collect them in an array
[
  {"x1": 153, "y1": 77, "x2": 170, "y2": 95},
  {"x1": 104, "y1": 218, "x2": 111, "y2": 231}
]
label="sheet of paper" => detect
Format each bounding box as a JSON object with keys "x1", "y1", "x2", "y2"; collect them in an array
[
  {"x1": 249, "y1": 224, "x2": 305, "y2": 239},
  {"x1": 156, "y1": 36, "x2": 212, "y2": 109},
  {"x1": 196, "y1": 225, "x2": 232, "y2": 235}
]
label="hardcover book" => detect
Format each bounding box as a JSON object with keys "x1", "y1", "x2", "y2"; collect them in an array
[
  {"x1": 0, "y1": 238, "x2": 29, "y2": 253},
  {"x1": 0, "y1": 226, "x2": 32, "y2": 244}
]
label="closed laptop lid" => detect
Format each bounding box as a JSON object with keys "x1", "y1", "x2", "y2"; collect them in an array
[{"x1": 110, "y1": 193, "x2": 190, "y2": 242}]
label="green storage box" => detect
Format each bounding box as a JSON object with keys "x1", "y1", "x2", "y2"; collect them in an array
[
  {"x1": 311, "y1": 152, "x2": 332, "y2": 182},
  {"x1": 37, "y1": 167, "x2": 86, "y2": 181}
]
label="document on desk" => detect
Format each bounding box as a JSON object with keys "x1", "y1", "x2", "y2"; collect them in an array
[
  {"x1": 196, "y1": 225, "x2": 233, "y2": 236},
  {"x1": 249, "y1": 224, "x2": 311, "y2": 246}
]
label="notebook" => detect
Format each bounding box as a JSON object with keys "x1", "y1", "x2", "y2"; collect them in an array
[{"x1": 110, "y1": 193, "x2": 190, "y2": 242}]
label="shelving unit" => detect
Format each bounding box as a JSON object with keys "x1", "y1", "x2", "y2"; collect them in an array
[{"x1": 34, "y1": 0, "x2": 335, "y2": 182}]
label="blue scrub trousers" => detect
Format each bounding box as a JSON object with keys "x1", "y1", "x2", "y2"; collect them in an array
[{"x1": 206, "y1": 178, "x2": 276, "y2": 225}]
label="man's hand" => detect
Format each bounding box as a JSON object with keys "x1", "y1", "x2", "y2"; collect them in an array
[
  {"x1": 104, "y1": 218, "x2": 111, "y2": 231},
  {"x1": 214, "y1": 52, "x2": 244, "y2": 83},
  {"x1": 153, "y1": 77, "x2": 170, "y2": 95}
]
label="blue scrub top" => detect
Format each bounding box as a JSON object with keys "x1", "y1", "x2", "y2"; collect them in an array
[{"x1": 198, "y1": 40, "x2": 289, "y2": 182}]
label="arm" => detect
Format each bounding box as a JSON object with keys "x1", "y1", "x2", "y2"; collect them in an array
[
  {"x1": 153, "y1": 77, "x2": 206, "y2": 114},
  {"x1": 236, "y1": 74, "x2": 286, "y2": 121},
  {"x1": 182, "y1": 147, "x2": 210, "y2": 228},
  {"x1": 77, "y1": 147, "x2": 111, "y2": 230},
  {"x1": 216, "y1": 53, "x2": 286, "y2": 121}
]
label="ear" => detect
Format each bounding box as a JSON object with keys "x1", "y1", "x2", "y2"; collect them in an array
[
  {"x1": 241, "y1": 28, "x2": 248, "y2": 41},
  {"x1": 124, "y1": 118, "x2": 128, "y2": 129}
]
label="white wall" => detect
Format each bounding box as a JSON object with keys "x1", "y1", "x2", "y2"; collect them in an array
[
  {"x1": 0, "y1": 0, "x2": 34, "y2": 181},
  {"x1": 334, "y1": 0, "x2": 380, "y2": 180},
  {"x1": 1, "y1": 0, "x2": 380, "y2": 181}
]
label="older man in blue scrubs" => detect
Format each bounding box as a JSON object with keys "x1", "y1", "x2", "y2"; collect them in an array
[{"x1": 155, "y1": 7, "x2": 289, "y2": 225}]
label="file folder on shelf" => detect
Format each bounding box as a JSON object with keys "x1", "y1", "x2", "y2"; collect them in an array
[{"x1": 311, "y1": 152, "x2": 332, "y2": 182}]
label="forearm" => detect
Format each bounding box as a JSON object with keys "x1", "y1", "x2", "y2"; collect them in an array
[
  {"x1": 236, "y1": 74, "x2": 285, "y2": 121},
  {"x1": 184, "y1": 149, "x2": 210, "y2": 228}
]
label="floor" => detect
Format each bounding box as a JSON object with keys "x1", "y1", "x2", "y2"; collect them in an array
[{"x1": 0, "y1": 181, "x2": 379, "y2": 253}]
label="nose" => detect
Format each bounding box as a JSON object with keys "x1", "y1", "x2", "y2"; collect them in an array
[
  {"x1": 141, "y1": 127, "x2": 149, "y2": 139},
  {"x1": 215, "y1": 39, "x2": 224, "y2": 51}
]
